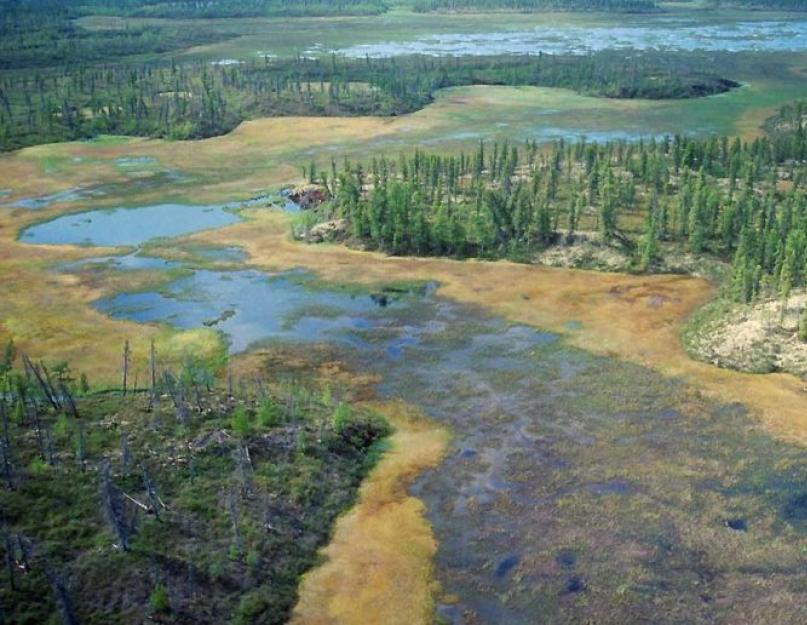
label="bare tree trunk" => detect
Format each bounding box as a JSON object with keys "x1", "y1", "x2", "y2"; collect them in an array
[
  {"x1": 141, "y1": 464, "x2": 166, "y2": 521},
  {"x1": 59, "y1": 383, "x2": 79, "y2": 419},
  {"x1": 40, "y1": 362, "x2": 61, "y2": 411},
  {"x1": 22, "y1": 355, "x2": 59, "y2": 412},
  {"x1": 99, "y1": 460, "x2": 132, "y2": 551},
  {"x1": 120, "y1": 431, "x2": 131, "y2": 477},
  {"x1": 163, "y1": 372, "x2": 188, "y2": 424},
  {"x1": 226, "y1": 490, "x2": 243, "y2": 560},
  {"x1": 75, "y1": 422, "x2": 85, "y2": 473},
  {"x1": 122, "y1": 340, "x2": 131, "y2": 397},
  {"x1": 147, "y1": 340, "x2": 157, "y2": 412},
  {"x1": 44, "y1": 426, "x2": 56, "y2": 467},
  {"x1": 27, "y1": 402, "x2": 45, "y2": 461},
  {"x1": 44, "y1": 563, "x2": 79, "y2": 625},
  {"x1": 3, "y1": 531, "x2": 15, "y2": 591},
  {"x1": 0, "y1": 399, "x2": 12, "y2": 490}
]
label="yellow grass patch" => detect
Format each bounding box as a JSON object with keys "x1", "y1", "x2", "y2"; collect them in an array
[{"x1": 292, "y1": 400, "x2": 449, "y2": 625}]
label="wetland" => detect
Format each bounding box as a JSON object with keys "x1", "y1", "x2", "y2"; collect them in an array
[{"x1": 3, "y1": 2, "x2": 807, "y2": 624}]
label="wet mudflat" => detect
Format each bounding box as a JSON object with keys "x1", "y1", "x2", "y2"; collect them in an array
[
  {"x1": 341, "y1": 299, "x2": 806, "y2": 625},
  {"x1": 23, "y1": 203, "x2": 807, "y2": 623}
]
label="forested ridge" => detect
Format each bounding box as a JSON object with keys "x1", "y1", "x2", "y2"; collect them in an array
[
  {"x1": 0, "y1": 1, "x2": 235, "y2": 70},
  {"x1": 1, "y1": 0, "x2": 664, "y2": 21},
  {"x1": 307, "y1": 101, "x2": 807, "y2": 317},
  {"x1": 76, "y1": 0, "x2": 389, "y2": 17},
  {"x1": 0, "y1": 52, "x2": 738, "y2": 151}
]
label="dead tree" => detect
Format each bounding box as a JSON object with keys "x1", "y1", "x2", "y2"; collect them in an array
[
  {"x1": 27, "y1": 402, "x2": 45, "y2": 462},
  {"x1": 261, "y1": 498, "x2": 277, "y2": 533},
  {"x1": 16, "y1": 534, "x2": 32, "y2": 574},
  {"x1": 99, "y1": 460, "x2": 133, "y2": 551},
  {"x1": 40, "y1": 362, "x2": 61, "y2": 410},
  {"x1": 147, "y1": 340, "x2": 157, "y2": 412},
  {"x1": 75, "y1": 422, "x2": 85, "y2": 473},
  {"x1": 44, "y1": 426, "x2": 56, "y2": 467},
  {"x1": 121, "y1": 340, "x2": 131, "y2": 396},
  {"x1": 0, "y1": 439, "x2": 13, "y2": 491},
  {"x1": 120, "y1": 431, "x2": 131, "y2": 477},
  {"x1": 0, "y1": 399, "x2": 13, "y2": 489},
  {"x1": 44, "y1": 563, "x2": 79, "y2": 625},
  {"x1": 141, "y1": 464, "x2": 166, "y2": 521},
  {"x1": 225, "y1": 490, "x2": 243, "y2": 560},
  {"x1": 233, "y1": 442, "x2": 253, "y2": 498},
  {"x1": 58, "y1": 382, "x2": 79, "y2": 419},
  {"x1": 162, "y1": 372, "x2": 188, "y2": 424},
  {"x1": 3, "y1": 531, "x2": 15, "y2": 591},
  {"x1": 22, "y1": 355, "x2": 59, "y2": 412}
]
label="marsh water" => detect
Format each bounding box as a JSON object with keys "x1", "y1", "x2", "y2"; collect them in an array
[
  {"x1": 23, "y1": 206, "x2": 807, "y2": 624},
  {"x1": 337, "y1": 18, "x2": 807, "y2": 58}
]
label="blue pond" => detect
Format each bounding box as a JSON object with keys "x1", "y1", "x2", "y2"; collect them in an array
[{"x1": 21, "y1": 203, "x2": 242, "y2": 247}]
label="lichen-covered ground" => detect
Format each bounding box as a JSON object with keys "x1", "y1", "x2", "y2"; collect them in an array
[{"x1": 684, "y1": 290, "x2": 807, "y2": 376}]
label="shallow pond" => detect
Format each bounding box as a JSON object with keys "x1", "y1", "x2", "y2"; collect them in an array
[
  {"x1": 20, "y1": 203, "x2": 242, "y2": 247},
  {"x1": 96, "y1": 269, "x2": 409, "y2": 353},
  {"x1": 92, "y1": 260, "x2": 807, "y2": 624}
]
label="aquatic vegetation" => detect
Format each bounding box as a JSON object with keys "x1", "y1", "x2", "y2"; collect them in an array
[{"x1": 338, "y1": 19, "x2": 807, "y2": 57}]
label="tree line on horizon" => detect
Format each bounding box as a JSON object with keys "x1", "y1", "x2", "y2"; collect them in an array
[{"x1": 0, "y1": 51, "x2": 738, "y2": 151}]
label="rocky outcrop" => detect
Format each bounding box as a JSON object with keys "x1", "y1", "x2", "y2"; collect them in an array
[
  {"x1": 305, "y1": 218, "x2": 348, "y2": 243},
  {"x1": 286, "y1": 184, "x2": 329, "y2": 209}
]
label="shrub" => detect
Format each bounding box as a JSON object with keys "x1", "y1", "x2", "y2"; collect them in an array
[
  {"x1": 231, "y1": 406, "x2": 252, "y2": 439},
  {"x1": 257, "y1": 398, "x2": 281, "y2": 428},
  {"x1": 330, "y1": 402, "x2": 351, "y2": 433},
  {"x1": 329, "y1": 407, "x2": 391, "y2": 450},
  {"x1": 149, "y1": 584, "x2": 170, "y2": 614}
]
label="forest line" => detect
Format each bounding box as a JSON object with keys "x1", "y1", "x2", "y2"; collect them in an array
[{"x1": 301, "y1": 100, "x2": 807, "y2": 322}]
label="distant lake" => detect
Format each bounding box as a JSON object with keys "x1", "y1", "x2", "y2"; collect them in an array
[{"x1": 338, "y1": 20, "x2": 807, "y2": 57}]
